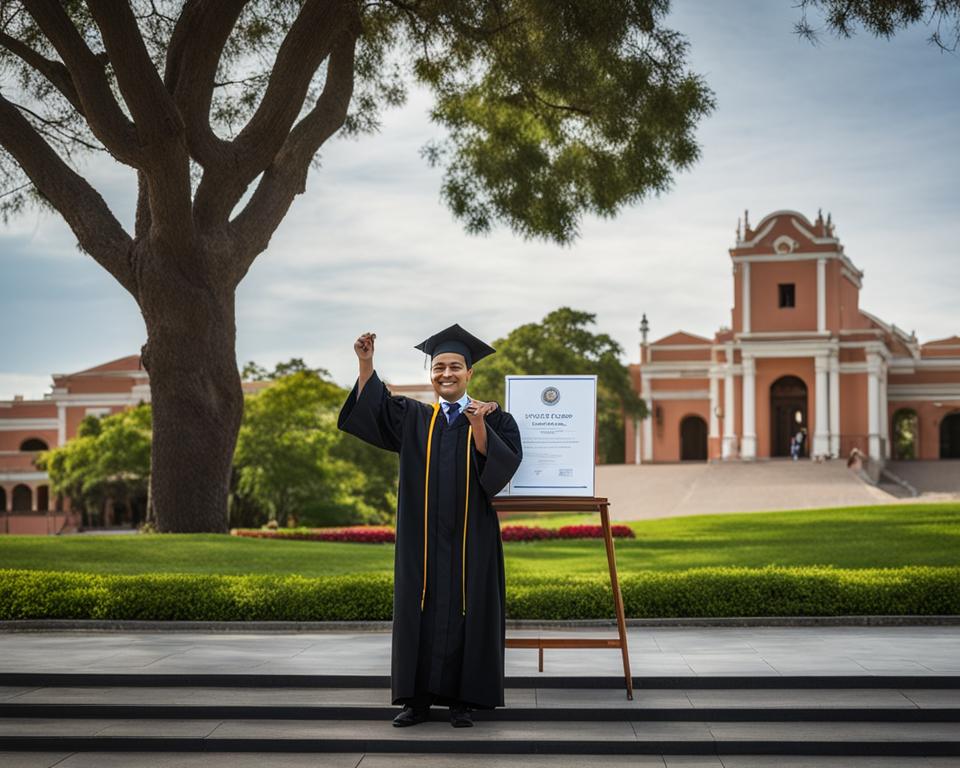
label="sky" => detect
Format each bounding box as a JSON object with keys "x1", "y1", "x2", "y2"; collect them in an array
[{"x1": 1, "y1": 0, "x2": 959, "y2": 400}]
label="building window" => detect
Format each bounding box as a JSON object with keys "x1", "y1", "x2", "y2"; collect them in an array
[{"x1": 778, "y1": 283, "x2": 796, "y2": 308}]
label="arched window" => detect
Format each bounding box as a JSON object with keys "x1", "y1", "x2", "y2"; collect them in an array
[
  {"x1": 19, "y1": 438, "x2": 48, "y2": 452},
  {"x1": 892, "y1": 409, "x2": 919, "y2": 460},
  {"x1": 12, "y1": 485, "x2": 32, "y2": 512},
  {"x1": 37, "y1": 486, "x2": 50, "y2": 512},
  {"x1": 680, "y1": 415, "x2": 708, "y2": 461},
  {"x1": 770, "y1": 375, "x2": 808, "y2": 458},
  {"x1": 941, "y1": 411, "x2": 960, "y2": 460}
]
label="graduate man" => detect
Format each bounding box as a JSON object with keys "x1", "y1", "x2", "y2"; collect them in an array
[{"x1": 338, "y1": 325, "x2": 522, "y2": 728}]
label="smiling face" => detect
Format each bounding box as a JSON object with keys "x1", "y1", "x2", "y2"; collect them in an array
[{"x1": 431, "y1": 352, "x2": 472, "y2": 401}]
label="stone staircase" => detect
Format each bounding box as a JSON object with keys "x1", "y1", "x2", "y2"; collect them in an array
[{"x1": 1, "y1": 671, "x2": 958, "y2": 758}]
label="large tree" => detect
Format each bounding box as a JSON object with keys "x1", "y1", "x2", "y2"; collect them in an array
[{"x1": 0, "y1": 1, "x2": 713, "y2": 532}]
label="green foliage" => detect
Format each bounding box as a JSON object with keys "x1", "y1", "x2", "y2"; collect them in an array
[
  {"x1": 794, "y1": 0, "x2": 960, "y2": 51},
  {"x1": 0, "y1": 0, "x2": 714, "y2": 242},
  {"x1": 469, "y1": 307, "x2": 647, "y2": 462},
  {"x1": 3, "y1": 566, "x2": 957, "y2": 621},
  {"x1": 232, "y1": 370, "x2": 398, "y2": 528},
  {"x1": 412, "y1": 0, "x2": 716, "y2": 241},
  {"x1": 241, "y1": 358, "x2": 332, "y2": 382},
  {"x1": 36, "y1": 405, "x2": 152, "y2": 523}
]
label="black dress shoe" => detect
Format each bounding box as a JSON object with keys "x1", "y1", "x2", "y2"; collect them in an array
[
  {"x1": 392, "y1": 704, "x2": 430, "y2": 727},
  {"x1": 449, "y1": 705, "x2": 473, "y2": 727}
]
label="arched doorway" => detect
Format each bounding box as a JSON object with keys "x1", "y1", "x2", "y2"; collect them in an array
[
  {"x1": 941, "y1": 411, "x2": 960, "y2": 459},
  {"x1": 37, "y1": 486, "x2": 49, "y2": 512},
  {"x1": 680, "y1": 415, "x2": 708, "y2": 461},
  {"x1": 0, "y1": 487, "x2": 6, "y2": 512},
  {"x1": 12, "y1": 485, "x2": 32, "y2": 512},
  {"x1": 892, "y1": 409, "x2": 919, "y2": 460},
  {"x1": 770, "y1": 375, "x2": 808, "y2": 458},
  {"x1": 19, "y1": 438, "x2": 48, "y2": 451}
]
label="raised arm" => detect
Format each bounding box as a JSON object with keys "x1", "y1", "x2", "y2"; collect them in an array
[
  {"x1": 339, "y1": 332, "x2": 407, "y2": 452},
  {"x1": 354, "y1": 332, "x2": 376, "y2": 395}
]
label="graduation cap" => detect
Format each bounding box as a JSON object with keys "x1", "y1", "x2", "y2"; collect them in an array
[{"x1": 414, "y1": 323, "x2": 495, "y2": 368}]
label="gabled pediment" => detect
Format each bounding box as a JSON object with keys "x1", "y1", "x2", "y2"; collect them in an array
[
  {"x1": 651, "y1": 331, "x2": 712, "y2": 346},
  {"x1": 732, "y1": 209, "x2": 840, "y2": 256},
  {"x1": 62, "y1": 354, "x2": 143, "y2": 377}
]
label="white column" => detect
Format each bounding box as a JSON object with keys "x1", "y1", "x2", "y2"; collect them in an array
[
  {"x1": 867, "y1": 353, "x2": 881, "y2": 459},
  {"x1": 722, "y1": 359, "x2": 738, "y2": 459},
  {"x1": 817, "y1": 257, "x2": 826, "y2": 332},
  {"x1": 57, "y1": 404, "x2": 66, "y2": 446},
  {"x1": 813, "y1": 354, "x2": 830, "y2": 457},
  {"x1": 709, "y1": 373, "x2": 720, "y2": 441},
  {"x1": 633, "y1": 417, "x2": 641, "y2": 465},
  {"x1": 880, "y1": 362, "x2": 890, "y2": 458},
  {"x1": 741, "y1": 262, "x2": 751, "y2": 334},
  {"x1": 829, "y1": 353, "x2": 841, "y2": 458},
  {"x1": 741, "y1": 355, "x2": 757, "y2": 459},
  {"x1": 641, "y1": 374, "x2": 653, "y2": 462}
]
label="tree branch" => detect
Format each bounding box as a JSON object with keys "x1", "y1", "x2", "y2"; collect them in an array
[
  {"x1": 0, "y1": 30, "x2": 86, "y2": 116},
  {"x1": 86, "y1": 0, "x2": 182, "y2": 149},
  {"x1": 22, "y1": 0, "x2": 140, "y2": 166},
  {"x1": 164, "y1": 0, "x2": 247, "y2": 170},
  {"x1": 228, "y1": 33, "x2": 357, "y2": 284},
  {"x1": 0, "y1": 91, "x2": 135, "y2": 297},
  {"x1": 193, "y1": 0, "x2": 356, "y2": 228}
]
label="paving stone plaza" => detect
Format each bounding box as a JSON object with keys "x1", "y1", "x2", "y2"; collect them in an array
[{"x1": 1, "y1": 625, "x2": 958, "y2": 766}]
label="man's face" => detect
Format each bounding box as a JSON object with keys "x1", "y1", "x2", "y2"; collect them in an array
[{"x1": 431, "y1": 353, "x2": 472, "y2": 401}]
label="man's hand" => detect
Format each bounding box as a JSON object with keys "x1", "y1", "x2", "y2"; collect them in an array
[
  {"x1": 464, "y1": 399, "x2": 497, "y2": 425},
  {"x1": 464, "y1": 399, "x2": 496, "y2": 455},
  {"x1": 355, "y1": 332, "x2": 376, "y2": 360}
]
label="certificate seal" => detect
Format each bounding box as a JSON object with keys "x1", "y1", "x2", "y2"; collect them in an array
[{"x1": 541, "y1": 386, "x2": 561, "y2": 406}]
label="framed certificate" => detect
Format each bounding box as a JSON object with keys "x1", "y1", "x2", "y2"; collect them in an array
[{"x1": 502, "y1": 375, "x2": 597, "y2": 497}]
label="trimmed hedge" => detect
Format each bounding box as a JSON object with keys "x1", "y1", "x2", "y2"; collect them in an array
[{"x1": 1, "y1": 566, "x2": 957, "y2": 621}]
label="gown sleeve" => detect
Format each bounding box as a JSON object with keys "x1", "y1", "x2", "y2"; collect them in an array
[
  {"x1": 337, "y1": 370, "x2": 407, "y2": 452},
  {"x1": 474, "y1": 410, "x2": 523, "y2": 497}
]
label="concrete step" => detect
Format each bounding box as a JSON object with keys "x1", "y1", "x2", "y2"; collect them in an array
[
  {"x1": 2, "y1": 717, "x2": 959, "y2": 756},
  {"x1": 4, "y1": 672, "x2": 959, "y2": 688},
  {"x1": 1, "y1": 686, "x2": 957, "y2": 722}
]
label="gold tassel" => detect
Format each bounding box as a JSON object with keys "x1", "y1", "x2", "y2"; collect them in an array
[
  {"x1": 462, "y1": 425, "x2": 473, "y2": 615},
  {"x1": 421, "y1": 403, "x2": 441, "y2": 611}
]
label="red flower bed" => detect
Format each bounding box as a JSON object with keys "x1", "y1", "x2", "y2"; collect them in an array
[
  {"x1": 232, "y1": 527, "x2": 396, "y2": 543},
  {"x1": 500, "y1": 524, "x2": 635, "y2": 542},
  {"x1": 232, "y1": 523, "x2": 634, "y2": 544}
]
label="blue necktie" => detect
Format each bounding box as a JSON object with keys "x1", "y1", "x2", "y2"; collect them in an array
[{"x1": 446, "y1": 402, "x2": 460, "y2": 425}]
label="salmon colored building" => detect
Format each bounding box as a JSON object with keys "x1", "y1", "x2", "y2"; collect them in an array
[
  {"x1": 1, "y1": 355, "x2": 269, "y2": 534},
  {"x1": 624, "y1": 210, "x2": 960, "y2": 464}
]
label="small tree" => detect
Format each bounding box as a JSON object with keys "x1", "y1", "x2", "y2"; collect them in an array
[
  {"x1": 232, "y1": 369, "x2": 397, "y2": 527},
  {"x1": 468, "y1": 307, "x2": 646, "y2": 463},
  {"x1": 37, "y1": 405, "x2": 152, "y2": 525}
]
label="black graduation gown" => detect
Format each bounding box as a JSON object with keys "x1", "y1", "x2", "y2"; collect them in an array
[{"x1": 338, "y1": 370, "x2": 522, "y2": 709}]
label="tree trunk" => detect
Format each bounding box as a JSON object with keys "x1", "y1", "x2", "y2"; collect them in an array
[{"x1": 139, "y1": 247, "x2": 243, "y2": 533}]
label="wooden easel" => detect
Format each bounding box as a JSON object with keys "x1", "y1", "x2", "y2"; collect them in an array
[{"x1": 495, "y1": 495, "x2": 633, "y2": 700}]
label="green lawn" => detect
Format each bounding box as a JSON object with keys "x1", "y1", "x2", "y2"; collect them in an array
[{"x1": 1, "y1": 503, "x2": 958, "y2": 579}]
